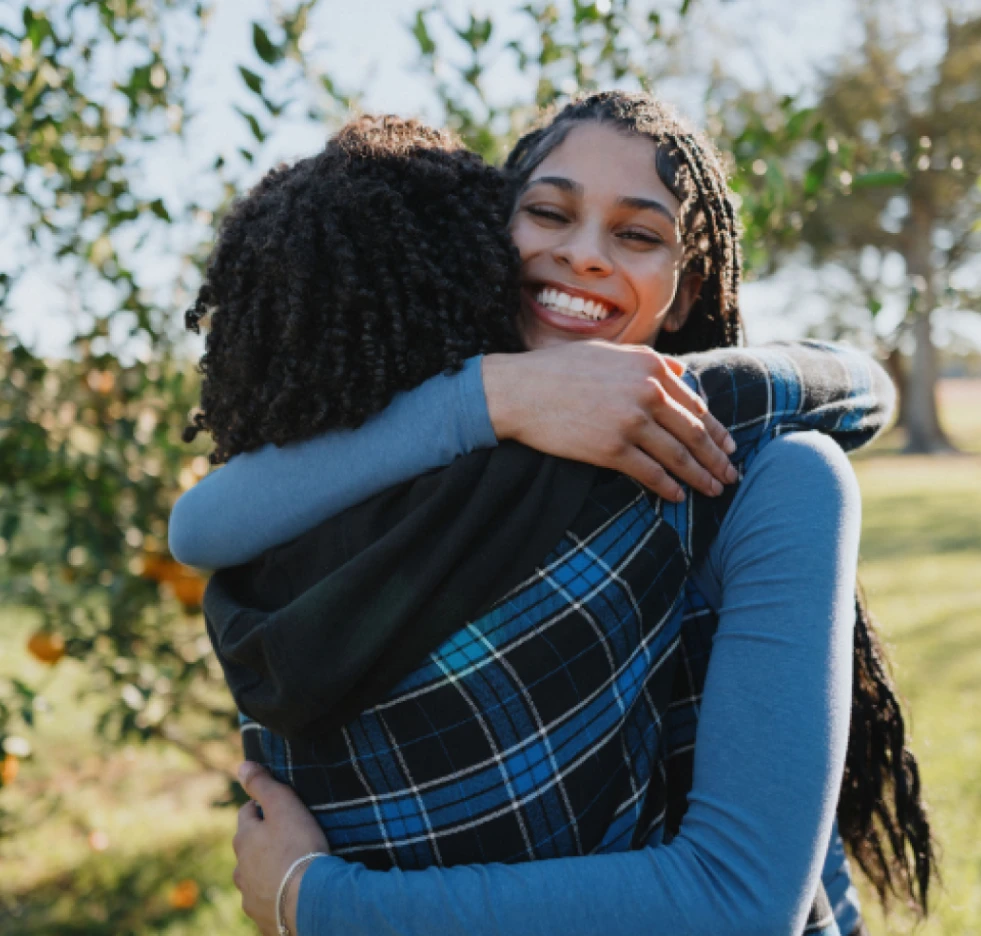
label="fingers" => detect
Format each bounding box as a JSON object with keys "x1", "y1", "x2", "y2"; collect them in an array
[
  {"x1": 634, "y1": 349, "x2": 736, "y2": 463},
  {"x1": 637, "y1": 422, "x2": 726, "y2": 498},
  {"x1": 615, "y1": 447, "x2": 686, "y2": 503},
  {"x1": 659, "y1": 370, "x2": 735, "y2": 452},
  {"x1": 654, "y1": 402, "x2": 738, "y2": 491}
]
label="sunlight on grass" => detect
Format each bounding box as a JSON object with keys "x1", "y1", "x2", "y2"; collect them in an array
[{"x1": 853, "y1": 449, "x2": 981, "y2": 935}]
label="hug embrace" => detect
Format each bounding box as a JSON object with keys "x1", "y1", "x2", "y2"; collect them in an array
[{"x1": 169, "y1": 92, "x2": 936, "y2": 936}]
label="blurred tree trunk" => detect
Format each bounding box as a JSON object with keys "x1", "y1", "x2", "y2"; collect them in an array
[
  {"x1": 717, "y1": 4, "x2": 981, "y2": 455},
  {"x1": 902, "y1": 197, "x2": 953, "y2": 452},
  {"x1": 884, "y1": 347, "x2": 908, "y2": 430}
]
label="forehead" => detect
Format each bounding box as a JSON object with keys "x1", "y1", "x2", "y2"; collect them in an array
[{"x1": 529, "y1": 122, "x2": 680, "y2": 211}]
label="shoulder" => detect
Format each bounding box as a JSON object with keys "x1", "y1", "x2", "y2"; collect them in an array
[
  {"x1": 700, "y1": 431, "x2": 861, "y2": 590},
  {"x1": 745, "y1": 431, "x2": 860, "y2": 508}
]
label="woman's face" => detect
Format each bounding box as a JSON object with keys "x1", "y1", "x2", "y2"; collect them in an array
[{"x1": 510, "y1": 121, "x2": 700, "y2": 351}]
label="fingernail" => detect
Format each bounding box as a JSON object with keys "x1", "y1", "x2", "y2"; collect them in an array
[
  {"x1": 711, "y1": 480, "x2": 723, "y2": 496},
  {"x1": 237, "y1": 762, "x2": 254, "y2": 785},
  {"x1": 673, "y1": 488, "x2": 686, "y2": 503},
  {"x1": 725, "y1": 465, "x2": 738, "y2": 484},
  {"x1": 723, "y1": 435, "x2": 737, "y2": 455}
]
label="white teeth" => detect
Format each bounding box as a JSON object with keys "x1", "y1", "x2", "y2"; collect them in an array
[{"x1": 534, "y1": 287, "x2": 612, "y2": 322}]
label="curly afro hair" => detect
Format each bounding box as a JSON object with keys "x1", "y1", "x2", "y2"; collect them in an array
[{"x1": 184, "y1": 115, "x2": 523, "y2": 464}]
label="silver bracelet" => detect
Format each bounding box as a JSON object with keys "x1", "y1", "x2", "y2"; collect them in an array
[{"x1": 276, "y1": 851, "x2": 330, "y2": 936}]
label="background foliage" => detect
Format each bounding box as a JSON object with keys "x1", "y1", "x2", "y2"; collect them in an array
[{"x1": 0, "y1": 0, "x2": 979, "y2": 932}]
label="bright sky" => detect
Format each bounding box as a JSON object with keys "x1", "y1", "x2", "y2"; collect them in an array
[{"x1": 9, "y1": 0, "x2": 978, "y2": 357}]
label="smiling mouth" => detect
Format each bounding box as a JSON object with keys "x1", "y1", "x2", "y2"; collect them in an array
[{"x1": 532, "y1": 285, "x2": 618, "y2": 323}]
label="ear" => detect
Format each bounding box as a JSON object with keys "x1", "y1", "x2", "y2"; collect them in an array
[{"x1": 662, "y1": 272, "x2": 703, "y2": 333}]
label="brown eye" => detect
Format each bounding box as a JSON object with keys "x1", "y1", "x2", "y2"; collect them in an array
[
  {"x1": 618, "y1": 229, "x2": 662, "y2": 246},
  {"x1": 526, "y1": 206, "x2": 568, "y2": 223}
]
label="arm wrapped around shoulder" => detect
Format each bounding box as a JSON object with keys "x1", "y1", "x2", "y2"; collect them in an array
[{"x1": 680, "y1": 341, "x2": 897, "y2": 454}]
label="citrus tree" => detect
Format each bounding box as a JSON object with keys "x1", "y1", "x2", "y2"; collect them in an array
[
  {"x1": 0, "y1": 0, "x2": 329, "y2": 820},
  {"x1": 0, "y1": 0, "x2": 834, "y2": 827}
]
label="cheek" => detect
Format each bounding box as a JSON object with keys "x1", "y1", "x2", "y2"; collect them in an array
[
  {"x1": 509, "y1": 216, "x2": 546, "y2": 265},
  {"x1": 620, "y1": 252, "x2": 684, "y2": 341},
  {"x1": 631, "y1": 251, "x2": 682, "y2": 309}
]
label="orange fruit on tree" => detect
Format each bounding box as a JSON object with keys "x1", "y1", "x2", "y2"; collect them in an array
[
  {"x1": 140, "y1": 553, "x2": 182, "y2": 583},
  {"x1": 27, "y1": 630, "x2": 66, "y2": 665},
  {"x1": 171, "y1": 574, "x2": 206, "y2": 610},
  {"x1": 1, "y1": 755, "x2": 18, "y2": 785},
  {"x1": 168, "y1": 878, "x2": 200, "y2": 910}
]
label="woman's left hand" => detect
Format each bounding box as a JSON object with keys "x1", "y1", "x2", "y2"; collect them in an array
[{"x1": 234, "y1": 761, "x2": 330, "y2": 936}]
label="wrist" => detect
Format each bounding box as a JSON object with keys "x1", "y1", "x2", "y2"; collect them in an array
[
  {"x1": 481, "y1": 353, "x2": 524, "y2": 442},
  {"x1": 280, "y1": 853, "x2": 328, "y2": 936},
  {"x1": 284, "y1": 862, "x2": 308, "y2": 936}
]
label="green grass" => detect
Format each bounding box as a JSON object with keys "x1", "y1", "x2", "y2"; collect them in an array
[
  {"x1": 1, "y1": 382, "x2": 979, "y2": 934},
  {"x1": 852, "y1": 452, "x2": 981, "y2": 934},
  {"x1": 0, "y1": 610, "x2": 252, "y2": 935}
]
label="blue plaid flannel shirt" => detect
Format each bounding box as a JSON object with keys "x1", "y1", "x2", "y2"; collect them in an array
[{"x1": 241, "y1": 342, "x2": 893, "y2": 932}]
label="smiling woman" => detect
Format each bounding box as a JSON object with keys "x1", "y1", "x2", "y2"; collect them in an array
[{"x1": 511, "y1": 123, "x2": 701, "y2": 347}]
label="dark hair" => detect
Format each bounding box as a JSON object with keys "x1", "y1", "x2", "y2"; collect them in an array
[
  {"x1": 184, "y1": 115, "x2": 523, "y2": 464},
  {"x1": 506, "y1": 91, "x2": 936, "y2": 914}
]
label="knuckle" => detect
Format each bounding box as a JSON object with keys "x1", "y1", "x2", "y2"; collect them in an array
[
  {"x1": 689, "y1": 422, "x2": 712, "y2": 449},
  {"x1": 623, "y1": 408, "x2": 648, "y2": 433},
  {"x1": 632, "y1": 345, "x2": 661, "y2": 371},
  {"x1": 668, "y1": 448, "x2": 693, "y2": 472},
  {"x1": 640, "y1": 378, "x2": 666, "y2": 406},
  {"x1": 601, "y1": 437, "x2": 630, "y2": 463}
]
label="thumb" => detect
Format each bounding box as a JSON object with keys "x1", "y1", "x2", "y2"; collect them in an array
[{"x1": 238, "y1": 761, "x2": 281, "y2": 809}]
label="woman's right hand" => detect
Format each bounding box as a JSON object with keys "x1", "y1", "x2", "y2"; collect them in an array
[{"x1": 482, "y1": 341, "x2": 738, "y2": 503}]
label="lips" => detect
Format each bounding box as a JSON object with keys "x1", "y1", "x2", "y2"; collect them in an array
[{"x1": 523, "y1": 282, "x2": 624, "y2": 335}]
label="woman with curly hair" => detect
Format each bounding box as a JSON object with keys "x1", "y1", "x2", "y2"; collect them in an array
[{"x1": 171, "y1": 99, "x2": 933, "y2": 936}]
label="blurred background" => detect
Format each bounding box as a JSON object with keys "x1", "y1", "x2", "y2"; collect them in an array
[{"x1": 0, "y1": 0, "x2": 978, "y2": 932}]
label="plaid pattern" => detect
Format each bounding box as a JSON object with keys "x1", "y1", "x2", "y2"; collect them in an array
[{"x1": 240, "y1": 342, "x2": 891, "y2": 930}]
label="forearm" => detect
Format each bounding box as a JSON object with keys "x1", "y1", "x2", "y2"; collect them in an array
[
  {"x1": 295, "y1": 433, "x2": 860, "y2": 936},
  {"x1": 168, "y1": 357, "x2": 494, "y2": 569},
  {"x1": 680, "y1": 341, "x2": 896, "y2": 454}
]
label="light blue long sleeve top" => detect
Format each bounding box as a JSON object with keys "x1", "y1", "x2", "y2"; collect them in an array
[
  {"x1": 293, "y1": 432, "x2": 860, "y2": 936},
  {"x1": 167, "y1": 356, "x2": 865, "y2": 935},
  {"x1": 168, "y1": 358, "x2": 495, "y2": 570}
]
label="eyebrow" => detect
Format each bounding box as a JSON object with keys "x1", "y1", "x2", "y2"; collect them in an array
[{"x1": 520, "y1": 176, "x2": 676, "y2": 223}]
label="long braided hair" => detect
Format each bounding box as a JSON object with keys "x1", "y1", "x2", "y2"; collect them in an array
[{"x1": 506, "y1": 91, "x2": 936, "y2": 914}]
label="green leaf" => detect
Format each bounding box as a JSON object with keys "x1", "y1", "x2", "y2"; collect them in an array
[
  {"x1": 785, "y1": 107, "x2": 816, "y2": 140},
  {"x1": 235, "y1": 106, "x2": 266, "y2": 143},
  {"x1": 851, "y1": 170, "x2": 909, "y2": 190},
  {"x1": 804, "y1": 152, "x2": 831, "y2": 197},
  {"x1": 680, "y1": 0, "x2": 694, "y2": 14},
  {"x1": 252, "y1": 22, "x2": 282, "y2": 65},
  {"x1": 148, "y1": 199, "x2": 170, "y2": 222},
  {"x1": 238, "y1": 66, "x2": 264, "y2": 96},
  {"x1": 574, "y1": 1, "x2": 601, "y2": 25},
  {"x1": 411, "y1": 10, "x2": 435, "y2": 57},
  {"x1": 262, "y1": 95, "x2": 285, "y2": 116}
]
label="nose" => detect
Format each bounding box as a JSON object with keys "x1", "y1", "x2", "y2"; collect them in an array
[{"x1": 552, "y1": 222, "x2": 613, "y2": 277}]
